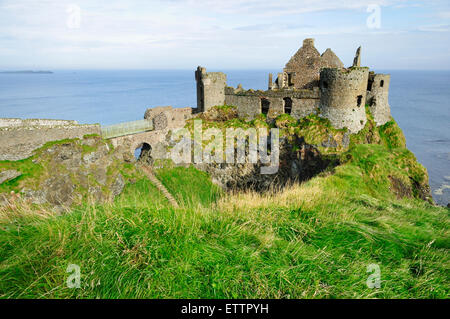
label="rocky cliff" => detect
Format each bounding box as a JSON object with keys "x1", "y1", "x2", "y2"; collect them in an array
[{"x1": 0, "y1": 135, "x2": 140, "y2": 209}]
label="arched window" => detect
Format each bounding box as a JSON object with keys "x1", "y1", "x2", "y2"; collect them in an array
[
  {"x1": 380, "y1": 80, "x2": 384, "y2": 87},
  {"x1": 261, "y1": 98, "x2": 270, "y2": 115},
  {"x1": 283, "y1": 97, "x2": 292, "y2": 115}
]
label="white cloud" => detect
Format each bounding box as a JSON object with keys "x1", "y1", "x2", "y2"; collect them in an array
[{"x1": 0, "y1": 0, "x2": 449, "y2": 69}]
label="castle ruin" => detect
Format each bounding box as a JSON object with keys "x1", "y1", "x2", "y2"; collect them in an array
[
  {"x1": 195, "y1": 38, "x2": 391, "y2": 133},
  {"x1": 0, "y1": 38, "x2": 392, "y2": 163}
]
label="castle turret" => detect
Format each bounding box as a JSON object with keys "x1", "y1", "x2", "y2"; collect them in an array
[
  {"x1": 195, "y1": 66, "x2": 227, "y2": 112},
  {"x1": 319, "y1": 67, "x2": 369, "y2": 133},
  {"x1": 366, "y1": 72, "x2": 391, "y2": 126}
]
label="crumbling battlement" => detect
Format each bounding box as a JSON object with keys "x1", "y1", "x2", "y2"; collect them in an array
[{"x1": 196, "y1": 38, "x2": 392, "y2": 133}]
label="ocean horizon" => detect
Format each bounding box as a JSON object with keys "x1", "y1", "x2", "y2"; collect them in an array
[{"x1": 0, "y1": 69, "x2": 448, "y2": 205}]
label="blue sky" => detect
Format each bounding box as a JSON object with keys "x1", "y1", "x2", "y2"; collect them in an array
[{"x1": 0, "y1": 0, "x2": 449, "y2": 70}]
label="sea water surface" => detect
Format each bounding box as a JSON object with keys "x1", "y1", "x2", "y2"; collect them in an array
[{"x1": 0, "y1": 70, "x2": 449, "y2": 205}]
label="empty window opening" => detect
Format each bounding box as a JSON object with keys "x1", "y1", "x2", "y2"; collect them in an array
[
  {"x1": 367, "y1": 78, "x2": 374, "y2": 91},
  {"x1": 357, "y1": 95, "x2": 363, "y2": 107},
  {"x1": 135, "y1": 142, "x2": 152, "y2": 164},
  {"x1": 288, "y1": 73, "x2": 294, "y2": 87},
  {"x1": 380, "y1": 80, "x2": 384, "y2": 87},
  {"x1": 261, "y1": 98, "x2": 270, "y2": 115},
  {"x1": 322, "y1": 81, "x2": 328, "y2": 89},
  {"x1": 283, "y1": 97, "x2": 293, "y2": 115}
]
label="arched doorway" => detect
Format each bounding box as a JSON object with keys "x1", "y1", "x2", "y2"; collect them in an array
[{"x1": 135, "y1": 142, "x2": 152, "y2": 164}]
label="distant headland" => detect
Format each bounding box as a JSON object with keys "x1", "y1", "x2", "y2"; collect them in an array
[{"x1": 0, "y1": 70, "x2": 53, "y2": 74}]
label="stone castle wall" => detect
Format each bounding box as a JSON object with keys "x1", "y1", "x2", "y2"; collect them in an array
[
  {"x1": 0, "y1": 121, "x2": 101, "y2": 161},
  {"x1": 144, "y1": 106, "x2": 193, "y2": 130},
  {"x1": 224, "y1": 87, "x2": 319, "y2": 120},
  {"x1": 319, "y1": 67, "x2": 369, "y2": 133},
  {"x1": 283, "y1": 38, "x2": 344, "y2": 89},
  {"x1": 195, "y1": 67, "x2": 226, "y2": 112},
  {"x1": 366, "y1": 73, "x2": 391, "y2": 126}
]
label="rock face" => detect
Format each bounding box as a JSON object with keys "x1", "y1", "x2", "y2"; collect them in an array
[
  {"x1": 0, "y1": 170, "x2": 22, "y2": 184},
  {"x1": 0, "y1": 136, "x2": 137, "y2": 208},
  {"x1": 195, "y1": 138, "x2": 335, "y2": 191}
]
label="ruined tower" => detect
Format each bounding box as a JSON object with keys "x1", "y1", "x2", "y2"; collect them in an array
[
  {"x1": 195, "y1": 66, "x2": 227, "y2": 112},
  {"x1": 319, "y1": 67, "x2": 369, "y2": 133},
  {"x1": 366, "y1": 72, "x2": 391, "y2": 126}
]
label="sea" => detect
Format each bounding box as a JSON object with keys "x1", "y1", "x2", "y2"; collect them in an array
[{"x1": 0, "y1": 69, "x2": 449, "y2": 206}]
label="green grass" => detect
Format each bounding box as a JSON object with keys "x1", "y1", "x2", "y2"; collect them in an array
[
  {"x1": 0, "y1": 143, "x2": 448, "y2": 299},
  {"x1": 155, "y1": 165, "x2": 222, "y2": 208}
]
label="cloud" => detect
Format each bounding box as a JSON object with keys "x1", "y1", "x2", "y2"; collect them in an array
[
  {"x1": 0, "y1": 0, "x2": 449, "y2": 69},
  {"x1": 417, "y1": 24, "x2": 450, "y2": 32}
]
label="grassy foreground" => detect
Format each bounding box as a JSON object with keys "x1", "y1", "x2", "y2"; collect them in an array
[{"x1": 0, "y1": 144, "x2": 448, "y2": 298}]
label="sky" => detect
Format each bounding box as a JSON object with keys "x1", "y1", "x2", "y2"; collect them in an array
[{"x1": 0, "y1": 0, "x2": 449, "y2": 70}]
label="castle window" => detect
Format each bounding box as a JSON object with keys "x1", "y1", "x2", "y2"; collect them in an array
[
  {"x1": 288, "y1": 73, "x2": 294, "y2": 87},
  {"x1": 322, "y1": 81, "x2": 328, "y2": 89},
  {"x1": 283, "y1": 97, "x2": 292, "y2": 115},
  {"x1": 357, "y1": 95, "x2": 363, "y2": 107},
  {"x1": 380, "y1": 80, "x2": 384, "y2": 87},
  {"x1": 261, "y1": 98, "x2": 270, "y2": 115}
]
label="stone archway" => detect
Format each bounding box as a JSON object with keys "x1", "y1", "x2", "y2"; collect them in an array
[{"x1": 134, "y1": 142, "x2": 153, "y2": 164}]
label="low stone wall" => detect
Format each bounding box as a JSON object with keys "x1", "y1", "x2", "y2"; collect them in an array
[
  {"x1": 0, "y1": 118, "x2": 78, "y2": 128},
  {"x1": 0, "y1": 122, "x2": 101, "y2": 161}
]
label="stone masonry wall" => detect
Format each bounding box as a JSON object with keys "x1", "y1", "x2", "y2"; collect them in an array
[
  {"x1": 366, "y1": 73, "x2": 391, "y2": 126},
  {"x1": 291, "y1": 99, "x2": 319, "y2": 118},
  {"x1": 225, "y1": 86, "x2": 319, "y2": 120},
  {"x1": 319, "y1": 67, "x2": 369, "y2": 133},
  {"x1": 144, "y1": 106, "x2": 193, "y2": 130},
  {"x1": 0, "y1": 122, "x2": 101, "y2": 161},
  {"x1": 283, "y1": 39, "x2": 344, "y2": 89}
]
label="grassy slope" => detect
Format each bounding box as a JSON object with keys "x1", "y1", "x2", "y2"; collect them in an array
[{"x1": 0, "y1": 143, "x2": 448, "y2": 298}]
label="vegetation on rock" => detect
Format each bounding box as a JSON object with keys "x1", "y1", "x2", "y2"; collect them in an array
[{"x1": 0, "y1": 105, "x2": 447, "y2": 299}]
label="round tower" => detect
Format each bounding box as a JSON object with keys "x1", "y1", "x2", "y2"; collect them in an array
[
  {"x1": 319, "y1": 67, "x2": 369, "y2": 133},
  {"x1": 366, "y1": 72, "x2": 391, "y2": 126}
]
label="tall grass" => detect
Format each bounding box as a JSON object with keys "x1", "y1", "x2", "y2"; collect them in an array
[{"x1": 0, "y1": 145, "x2": 448, "y2": 299}]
